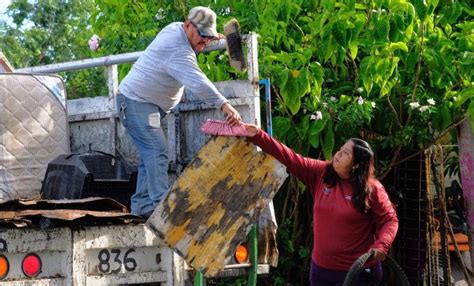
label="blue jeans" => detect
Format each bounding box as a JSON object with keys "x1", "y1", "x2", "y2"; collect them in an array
[{"x1": 116, "y1": 94, "x2": 169, "y2": 216}]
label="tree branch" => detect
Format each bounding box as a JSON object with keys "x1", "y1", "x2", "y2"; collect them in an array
[
  {"x1": 382, "y1": 117, "x2": 468, "y2": 175},
  {"x1": 406, "y1": 24, "x2": 425, "y2": 126},
  {"x1": 386, "y1": 94, "x2": 403, "y2": 128}
]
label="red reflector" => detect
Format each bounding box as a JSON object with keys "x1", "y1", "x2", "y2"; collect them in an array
[
  {"x1": 22, "y1": 253, "x2": 41, "y2": 277},
  {"x1": 0, "y1": 255, "x2": 9, "y2": 279}
]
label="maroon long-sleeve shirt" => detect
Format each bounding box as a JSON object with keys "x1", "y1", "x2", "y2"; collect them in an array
[{"x1": 249, "y1": 130, "x2": 398, "y2": 270}]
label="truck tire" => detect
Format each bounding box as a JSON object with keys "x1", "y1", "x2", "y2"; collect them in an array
[{"x1": 343, "y1": 250, "x2": 410, "y2": 286}]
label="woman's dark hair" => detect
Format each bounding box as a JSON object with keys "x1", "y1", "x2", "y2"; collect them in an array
[{"x1": 323, "y1": 138, "x2": 375, "y2": 213}]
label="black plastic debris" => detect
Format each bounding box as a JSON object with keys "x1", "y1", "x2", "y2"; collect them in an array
[{"x1": 41, "y1": 151, "x2": 137, "y2": 209}]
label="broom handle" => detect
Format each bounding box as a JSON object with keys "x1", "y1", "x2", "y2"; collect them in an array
[
  {"x1": 260, "y1": 78, "x2": 273, "y2": 136},
  {"x1": 203, "y1": 39, "x2": 226, "y2": 52},
  {"x1": 203, "y1": 35, "x2": 251, "y2": 52}
]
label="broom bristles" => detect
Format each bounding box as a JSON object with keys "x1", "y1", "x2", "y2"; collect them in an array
[
  {"x1": 224, "y1": 18, "x2": 246, "y2": 71},
  {"x1": 201, "y1": 119, "x2": 249, "y2": 136}
]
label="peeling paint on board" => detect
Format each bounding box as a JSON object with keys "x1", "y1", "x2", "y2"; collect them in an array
[{"x1": 146, "y1": 136, "x2": 288, "y2": 277}]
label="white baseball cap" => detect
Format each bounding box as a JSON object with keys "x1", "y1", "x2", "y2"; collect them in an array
[{"x1": 187, "y1": 6, "x2": 218, "y2": 38}]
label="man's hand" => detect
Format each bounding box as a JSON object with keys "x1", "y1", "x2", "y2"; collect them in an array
[
  {"x1": 221, "y1": 102, "x2": 242, "y2": 125},
  {"x1": 370, "y1": 248, "x2": 386, "y2": 263}
]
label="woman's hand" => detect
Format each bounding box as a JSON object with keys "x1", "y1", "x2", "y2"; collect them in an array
[
  {"x1": 243, "y1": 123, "x2": 259, "y2": 137},
  {"x1": 370, "y1": 248, "x2": 386, "y2": 263}
]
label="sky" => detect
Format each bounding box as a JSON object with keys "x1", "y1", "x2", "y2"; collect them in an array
[{"x1": 0, "y1": 0, "x2": 11, "y2": 22}]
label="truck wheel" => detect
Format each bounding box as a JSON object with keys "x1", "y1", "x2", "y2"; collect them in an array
[{"x1": 342, "y1": 250, "x2": 410, "y2": 286}]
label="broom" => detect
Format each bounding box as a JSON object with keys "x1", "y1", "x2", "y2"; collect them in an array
[
  {"x1": 224, "y1": 18, "x2": 246, "y2": 71},
  {"x1": 201, "y1": 119, "x2": 249, "y2": 136}
]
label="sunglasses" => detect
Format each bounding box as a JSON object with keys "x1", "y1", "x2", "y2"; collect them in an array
[{"x1": 191, "y1": 22, "x2": 215, "y2": 40}]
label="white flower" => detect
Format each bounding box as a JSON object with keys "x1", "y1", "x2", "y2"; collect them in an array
[
  {"x1": 310, "y1": 111, "x2": 323, "y2": 121},
  {"x1": 453, "y1": 96, "x2": 457, "y2": 101},
  {"x1": 356, "y1": 87, "x2": 364, "y2": 93},
  {"x1": 427, "y1": 98, "x2": 436, "y2": 105},
  {"x1": 419, "y1": 106, "x2": 429, "y2": 112},
  {"x1": 357, "y1": 97, "x2": 364, "y2": 105},
  {"x1": 316, "y1": 111, "x2": 323, "y2": 120},
  {"x1": 154, "y1": 8, "x2": 165, "y2": 21},
  {"x1": 88, "y1": 34, "x2": 101, "y2": 51},
  {"x1": 409, "y1": 102, "x2": 420, "y2": 109},
  {"x1": 322, "y1": 102, "x2": 328, "y2": 108},
  {"x1": 371, "y1": 102, "x2": 376, "y2": 108},
  {"x1": 330, "y1": 96, "x2": 337, "y2": 102}
]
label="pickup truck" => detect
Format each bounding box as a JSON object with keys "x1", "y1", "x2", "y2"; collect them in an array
[{"x1": 0, "y1": 33, "x2": 279, "y2": 285}]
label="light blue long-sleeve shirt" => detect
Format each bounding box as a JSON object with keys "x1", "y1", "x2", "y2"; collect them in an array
[{"x1": 119, "y1": 22, "x2": 228, "y2": 112}]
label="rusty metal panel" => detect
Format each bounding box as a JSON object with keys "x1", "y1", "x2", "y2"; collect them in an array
[
  {"x1": 146, "y1": 136, "x2": 287, "y2": 277},
  {"x1": 0, "y1": 197, "x2": 139, "y2": 227}
]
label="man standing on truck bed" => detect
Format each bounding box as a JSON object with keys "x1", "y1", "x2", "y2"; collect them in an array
[{"x1": 116, "y1": 6, "x2": 242, "y2": 218}]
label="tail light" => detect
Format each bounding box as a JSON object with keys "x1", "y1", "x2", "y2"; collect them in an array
[
  {"x1": 234, "y1": 244, "x2": 249, "y2": 264},
  {"x1": 0, "y1": 255, "x2": 8, "y2": 279},
  {"x1": 22, "y1": 253, "x2": 41, "y2": 277}
]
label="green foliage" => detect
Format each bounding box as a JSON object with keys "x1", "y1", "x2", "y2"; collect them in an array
[
  {"x1": 2, "y1": 0, "x2": 472, "y2": 284},
  {"x1": 0, "y1": 0, "x2": 107, "y2": 99}
]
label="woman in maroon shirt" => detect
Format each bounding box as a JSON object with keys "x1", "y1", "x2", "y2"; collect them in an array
[{"x1": 243, "y1": 124, "x2": 398, "y2": 286}]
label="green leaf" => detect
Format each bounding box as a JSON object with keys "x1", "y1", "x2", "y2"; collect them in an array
[
  {"x1": 272, "y1": 116, "x2": 292, "y2": 139},
  {"x1": 299, "y1": 115, "x2": 311, "y2": 137},
  {"x1": 469, "y1": 101, "x2": 474, "y2": 133},
  {"x1": 414, "y1": 0, "x2": 428, "y2": 22},
  {"x1": 339, "y1": 94, "x2": 352, "y2": 105},
  {"x1": 309, "y1": 117, "x2": 327, "y2": 137},
  {"x1": 310, "y1": 63, "x2": 324, "y2": 98},
  {"x1": 405, "y1": 3, "x2": 416, "y2": 25},
  {"x1": 434, "y1": 104, "x2": 451, "y2": 130},
  {"x1": 349, "y1": 42, "x2": 358, "y2": 59},
  {"x1": 332, "y1": 21, "x2": 347, "y2": 47},
  {"x1": 380, "y1": 78, "x2": 396, "y2": 97},
  {"x1": 445, "y1": 24, "x2": 452, "y2": 36},
  {"x1": 298, "y1": 67, "x2": 311, "y2": 96},
  {"x1": 395, "y1": 13, "x2": 406, "y2": 31},
  {"x1": 455, "y1": 87, "x2": 474, "y2": 107},
  {"x1": 440, "y1": 105, "x2": 452, "y2": 130},
  {"x1": 309, "y1": 134, "x2": 320, "y2": 149},
  {"x1": 387, "y1": 42, "x2": 408, "y2": 53},
  {"x1": 375, "y1": 16, "x2": 390, "y2": 42},
  {"x1": 375, "y1": 58, "x2": 391, "y2": 77},
  {"x1": 280, "y1": 69, "x2": 305, "y2": 115},
  {"x1": 359, "y1": 56, "x2": 374, "y2": 93},
  {"x1": 322, "y1": 123, "x2": 335, "y2": 160},
  {"x1": 278, "y1": 69, "x2": 290, "y2": 91}
]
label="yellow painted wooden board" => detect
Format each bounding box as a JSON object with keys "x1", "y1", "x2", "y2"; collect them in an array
[{"x1": 146, "y1": 136, "x2": 287, "y2": 277}]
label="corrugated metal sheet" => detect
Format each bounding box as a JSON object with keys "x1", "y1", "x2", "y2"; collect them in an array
[
  {"x1": 0, "y1": 197, "x2": 140, "y2": 227},
  {"x1": 146, "y1": 136, "x2": 287, "y2": 277}
]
